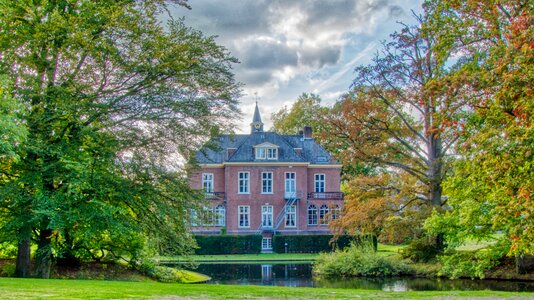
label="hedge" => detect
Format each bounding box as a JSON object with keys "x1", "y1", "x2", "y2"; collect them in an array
[
  {"x1": 194, "y1": 235, "x2": 262, "y2": 255},
  {"x1": 272, "y1": 235, "x2": 377, "y2": 253},
  {"x1": 193, "y1": 234, "x2": 377, "y2": 254}
]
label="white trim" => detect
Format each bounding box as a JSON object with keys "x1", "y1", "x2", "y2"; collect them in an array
[
  {"x1": 238, "y1": 171, "x2": 250, "y2": 194},
  {"x1": 199, "y1": 163, "x2": 342, "y2": 168},
  {"x1": 238, "y1": 205, "x2": 250, "y2": 228},
  {"x1": 253, "y1": 142, "x2": 279, "y2": 148},
  {"x1": 261, "y1": 172, "x2": 273, "y2": 194}
]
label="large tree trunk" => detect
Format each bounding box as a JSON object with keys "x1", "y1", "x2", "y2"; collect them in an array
[
  {"x1": 15, "y1": 225, "x2": 31, "y2": 278},
  {"x1": 35, "y1": 222, "x2": 53, "y2": 279}
]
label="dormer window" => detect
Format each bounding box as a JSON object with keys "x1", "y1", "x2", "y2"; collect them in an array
[{"x1": 254, "y1": 142, "x2": 279, "y2": 160}]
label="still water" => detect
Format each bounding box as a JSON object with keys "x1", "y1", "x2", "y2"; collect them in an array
[{"x1": 187, "y1": 263, "x2": 534, "y2": 292}]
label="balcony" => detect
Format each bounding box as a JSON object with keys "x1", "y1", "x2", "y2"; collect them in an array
[
  {"x1": 284, "y1": 191, "x2": 303, "y2": 200},
  {"x1": 205, "y1": 192, "x2": 226, "y2": 200},
  {"x1": 307, "y1": 192, "x2": 344, "y2": 200}
]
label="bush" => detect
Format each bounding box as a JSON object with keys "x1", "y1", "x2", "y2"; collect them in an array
[
  {"x1": 194, "y1": 235, "x2": 261, "y2": 255},
  {"x1": 401, "y1": 236, "x2": 444, "y2": 263},
  {"x1": 139, "y1": 261, "x2": 185, "y2": 283},
  {"x1": 272, "y1": 235, "x2": 377, "y2": 253},
  {"x1": 314, "y1": 242, "x2": 411, "y2": 277}
]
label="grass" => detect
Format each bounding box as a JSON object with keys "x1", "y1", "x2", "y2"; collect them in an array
[
  {"x1": 158, "y1": 253, "x2": 320, "y2": 263},
  {"x1": 0, "y1": 277, "x2": 532, "y2": 299},
  {"x1": 160, "y1": 244, "x2": 406, "y2": 263}
]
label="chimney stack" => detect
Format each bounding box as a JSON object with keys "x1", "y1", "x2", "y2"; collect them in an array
[{"x1": 303, "y1": 126, "x2": 312, "y2": 139}]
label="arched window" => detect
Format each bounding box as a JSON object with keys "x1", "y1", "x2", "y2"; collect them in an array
[
  {"x1": 331, "y1": 205, "x2": 341, "y2": 220},
  {"x1": 319, "y1": 204, "x2": 329, "y2": 225},
  {"x1": 307, "y1": 205, "x2": 318, "y2": 225},
  {"x1": 214, "y1": 205, "x2": 226, "y2": 226}
]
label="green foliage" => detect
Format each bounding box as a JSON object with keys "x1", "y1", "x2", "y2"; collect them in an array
[
  {"x1": 272, "y1": 235, "x2": 376, "y2": 254},
  {"x1": 270, "y1": 93, "x2": 330, "y2": 134},
  {"x1": 139, "y1": 262, "x2": 192, "y2": 283},
  {"x1": 194, "y1": 235, "x2": 262, "y2": 255},
  {"x1": 438, "y1": 242, "x2": 508, "y2": 280},
  {"x1": 314, "y1": 242, "x2": 411, "y2": 277},
  {"x1": 0, "y1": 0, "x2": 240, "y2": 278},
  {"x1": 423, "y1": 0, "x2": 533, "y2": 259},
  {"x1": 401, "y1": 237, "x2": 445, "y2": 263}
]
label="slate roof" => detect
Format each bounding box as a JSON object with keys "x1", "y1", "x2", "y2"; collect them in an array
[{"x1": 195, "y1": 131, "x2": 338, "y2": 165}]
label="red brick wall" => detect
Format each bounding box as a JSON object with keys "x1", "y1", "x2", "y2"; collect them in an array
[{"x1": 191, "y1": 165, "x2": 343, "y2": 235}]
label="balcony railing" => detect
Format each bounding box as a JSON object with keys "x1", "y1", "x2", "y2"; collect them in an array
[
  {"x1": 205, "y1": 192, "x2": 226, "y2": 200},
  {"x1": 284, "y1": 191, "x2": 303, "y2": 200},
  {"x1": 307, "y1": 192, "x2": 344, "y2": 200}
]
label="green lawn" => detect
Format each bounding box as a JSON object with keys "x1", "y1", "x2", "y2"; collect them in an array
[
  {"x1": 0, "y1": 278, "x2": 532, "y2": 299},
  {"x1": 160, "y1": 243, "x2": 405, "y2": 263},
  {"x1": 157, "y1": 253, "x2": 319, "y2": 263}
]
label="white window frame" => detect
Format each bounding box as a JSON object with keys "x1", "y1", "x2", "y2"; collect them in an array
[
  {"x1": 314, "y1": 174, "x2": 325, "y2": 193},
  {"x1": 284, "y1": 172, "x2": 296, "y2": 198},
  {"x1": 202, "y1": 173, "x2": 214, "y2": 194},
  {"x1": 267, "y1": 148, "x2": 278, "y2": 159},
  {"x1": 262, "y1": 238, "x2": 272, "y2": 250},
  {"x1": 261, "y1": 172, "x2": 273, "y2": 194},
  {"x1": 238, "y1": 172, "x2": 250, "y2": 194},
  {"x1": 238, "y1": 205, "x2": 250, "y2": 228},
  {"x1": 255, "y1": 148, "x2": 266, "y2": 159},
  {"x1": 332, "y1": 205, "x2": 340, "y2": 221},
  {"x1": 255, "y1": 146, "x2": 278, "y2": 160},
  {"x1": 214, "y1": 205, "x2": 226, "y2": 226},
  {"x1": 319, "y1": 204, "x2": 329, "y2": 225},
  {"x1": 285, "y1": 205, "x2": 297, "y2": 228},
  {"x1": 261, "y1": 205, "x2": 273, "y2": 228},
  {"x1": 307, "y1": 204, "x2": 318, "y2": 226}
]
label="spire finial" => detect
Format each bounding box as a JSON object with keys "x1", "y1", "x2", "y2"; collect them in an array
[{"x1": 251, "y1": 94, "x2": 264, "y2": 133}]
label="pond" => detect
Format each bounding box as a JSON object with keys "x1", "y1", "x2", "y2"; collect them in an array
[{"x1": 180, "y1": 263, "x2": 534, "y2": 292}]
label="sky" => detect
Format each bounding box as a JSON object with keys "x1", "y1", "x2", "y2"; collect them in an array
[{"x1": 168, "y1": 0, "x2": 423, "y2": 133}]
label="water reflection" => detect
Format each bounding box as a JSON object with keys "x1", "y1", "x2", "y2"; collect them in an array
[{"x1": 182, "y1": 263, "x2": 534, "y2": 292}]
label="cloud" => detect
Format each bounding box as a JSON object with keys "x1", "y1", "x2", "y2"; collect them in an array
[
  {"x1": 173, "y1": 0, "x2": 424, "y2": 133},
  {"x1": 236, "y1": 37, "x2": 298, "y2": 70}
]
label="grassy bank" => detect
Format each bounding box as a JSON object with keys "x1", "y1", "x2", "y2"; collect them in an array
[
  {"x1": 158, "y1": 253, "x2": 319, "y2": 263},
  {"x1": 0, "y1": 277, "x2": 532, "y2": 299},
  {"x1": 159, "y1": 243, "x2": 404, "y2": 263}
]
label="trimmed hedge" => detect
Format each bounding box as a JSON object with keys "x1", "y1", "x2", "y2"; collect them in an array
[
  {"x1": 194, "y1": 235, "x2": 262, "y2": 255},
  {"x1": 272, "y1": 235, "x2": 377, "y2": 253}
]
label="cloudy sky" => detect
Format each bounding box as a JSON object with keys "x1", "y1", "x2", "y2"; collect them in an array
[{"x1": 169, "y1": 0, "x2": 423, "y2": 133}]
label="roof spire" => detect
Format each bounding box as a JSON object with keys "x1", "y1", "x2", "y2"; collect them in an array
[{"x1": 251, "y1": 95, "x2": 264, "y2": 133}]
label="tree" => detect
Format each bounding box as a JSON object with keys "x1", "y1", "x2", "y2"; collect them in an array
[
  {"x1": 271, "y1": 93, "x2": 329, "y2": 134},
  {"x1": 423, "y1": 0, "x2": 533, "y2": 271},
  {"x1": 0, "y1": 0, "x2": 240, "y2": 278},
  {"x1": 324, "y1": 15, "x2": 459, "y2": 244}
]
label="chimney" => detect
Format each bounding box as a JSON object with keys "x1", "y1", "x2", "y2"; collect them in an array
[{"x1": 303, "y1": 126, "x2": 312, "y2": 139}]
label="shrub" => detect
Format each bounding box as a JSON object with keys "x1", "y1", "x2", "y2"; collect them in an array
[
  {"x1": 272, "y1": 235, "x2": 377, "y2": 253},
  {"x1": 194, "y1": 235, "x2": 261, "y2": 255},
  {"x1": 314, "y1": 242, "x2": 412, "y2": 277},
  {"x1": 139, "y1": 261, "x2": 185, "y2": 283},
  {"x1": 401, "y1": 236, "x2": 444, "y2": 263}
]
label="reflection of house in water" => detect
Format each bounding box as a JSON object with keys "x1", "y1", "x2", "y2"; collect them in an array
[{"x1": 261, "y1": 264, "x2": 272, "y2": 282}]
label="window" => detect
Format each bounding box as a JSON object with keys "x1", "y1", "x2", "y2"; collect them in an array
[
  {"x1": 262, "y1": 238, "x2": 272, "y2": 250},
  {"x1": 256, "y1": 148, "x2": 266, "y2": 159},
  {"x1": 331, "y1": 205, "x2": 341, "y2": 221},
  {"x1": 255, "y1": 147, "x2": 278, "y2": 159},
  {"x1": 261, "y1": 205, "x2": 273, "y2": 228},
  {"x1": 214, "y1": 205, "x2": 226, "y2": 226},
  {"x1": 202, "y1": 173, "x2": 214, "y2": 194},
  {"x1": 285, "y1": 172, "x2": 296, "y2": 198},
  {"x1": 319, "y1": 205, "x2": 329, "y2": 225},
  {"x1": 238, "y1": 206, "x2": 250, "y2": 228},
  {"x1": 307, "y1": 205, "x2": 318, "y2": 225},
  {"x1": 314, "y1": 174, "x2": 325, "y2": 193},
  {"x1": 202, "y1": 207, "x2": 213, "y2": 226},
  {"x1": 261, "y1": 172, "x2": 273, "y2": 194},
  {"x1": 238, "y1": 172, "x2": 249, "y2": 194},
  {"x1": 267, "y1": 148, "x2": 277, "y2": 159},
  {"x1": 285, "y1": 205, "x2": 296, "y2": 228},
  {"x1": 191, "y1": 209, "x2": 199, "y2": 226}
]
